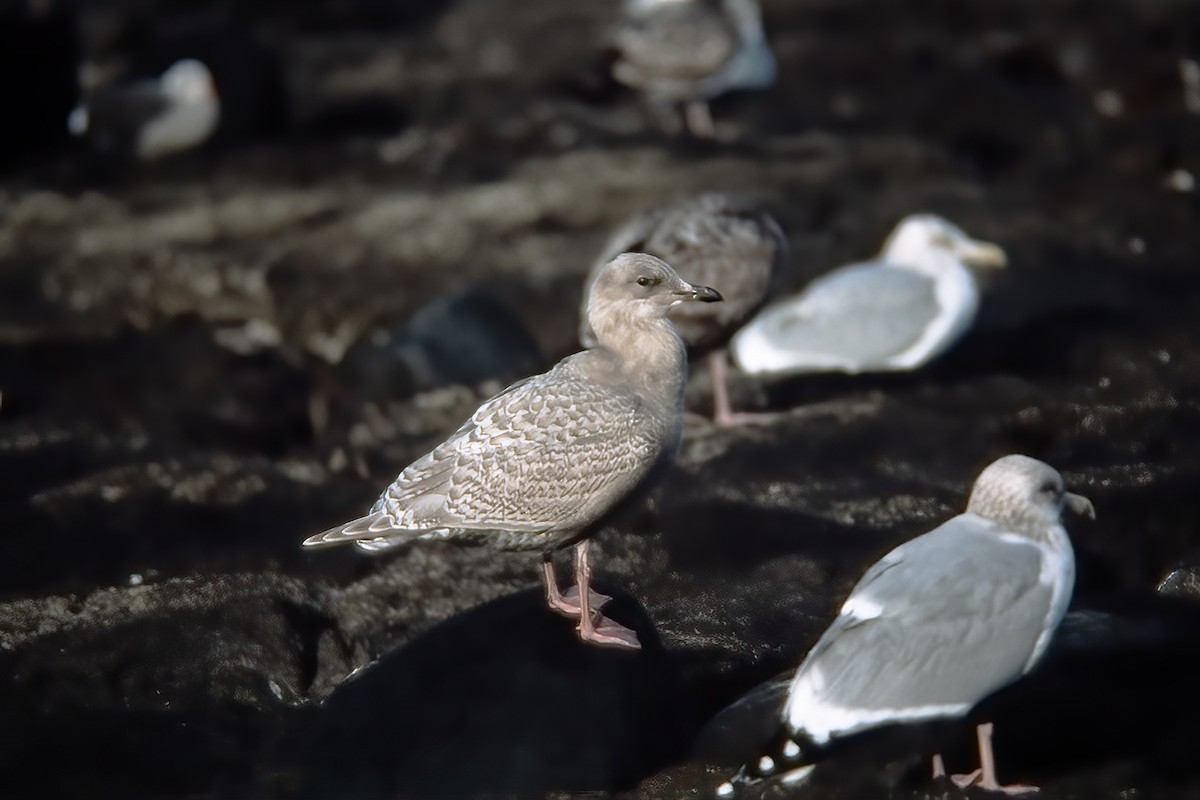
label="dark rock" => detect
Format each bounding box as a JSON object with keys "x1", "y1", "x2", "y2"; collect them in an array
[
  {"x1": 340, "y1": 285, "x2": 543, "y2": 400},
  {"x1": 297, "y1": 589, "x2": 683, "y2": 797},
  {"x1": 0, "y1": 0, "x2": 80, "y2": 173}
]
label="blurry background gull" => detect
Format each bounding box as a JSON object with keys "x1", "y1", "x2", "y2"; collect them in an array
[
  {"x1": 610, "y1": 0, "x2": 775, "y2": 137},
  {"x1": 732, "y1": 214, "x2": 1007, "y2": 378},
  {"x1": 69, "y1": 58, "x2": 220, "y2": 163},
  {"x1": 581, "y1": 192, "x2": 787, "y2": 425}
]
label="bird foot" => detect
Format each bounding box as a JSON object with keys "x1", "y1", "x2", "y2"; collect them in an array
[
  {"x1": 950, "y1": 769, "x2": 982, "y2": 788},
  {"x1": 950, "y1": 769, "x2": 1038, "y2": 795},
  {"x1": 578, "y1": 615, "x2": 641, "y2": 650},
  {"x1": 712, "y1": 409, "x2": 782, "y2": 427},
  {"x1": 548, "y1": 585, "x2": 612, "y2": 618}
]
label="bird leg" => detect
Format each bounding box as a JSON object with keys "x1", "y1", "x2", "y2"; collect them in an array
[
  {"x1": 684, "y1": 99, "x2": 716, "y2": 139},
  {"x1": 707, "y1": 351, "x2": 778, "y2": 426},
  {"x1": 572, "y1": 541, "x2": 641, "y2": 650},
  {"x1": 541, "y1": 553, "x2": 611, "y2": 617},
  {"x1": 950, "y1": 723, "x2": 1039, "y2": 795}
]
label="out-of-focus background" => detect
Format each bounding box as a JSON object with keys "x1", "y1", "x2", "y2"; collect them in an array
[{"x1": 1, "y1": 1, "x2": 1199, "y2": 798}]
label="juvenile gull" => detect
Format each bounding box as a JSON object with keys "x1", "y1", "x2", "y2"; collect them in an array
[
  {"x1": 581, "y1": 193, "x2": 787, "y2": 424},
  {"x1": 611, "y1": 0, "x2": 775, "y2": 137},
  {"x1": 68, "y1": 58, "x2": 220, "y2": 162},
  {"x1": 304, "y1": 253, "x2": 722, "y2": 650},
  {"x1": 717, "y1": 454, "x2": 1094, "y2": 796},
  {"x1": 731, "y1": 214, "x2": 1006, "y2": 377}
]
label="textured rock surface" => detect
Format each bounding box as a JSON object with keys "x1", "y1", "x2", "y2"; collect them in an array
[{"x1": 2, "y1": 0, "x2": 1199, "y2": 798}]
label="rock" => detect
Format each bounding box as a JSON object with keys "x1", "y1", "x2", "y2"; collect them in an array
[
  {"x1": 1158, "y1": 566, "x2": 1200, "y2": 601},
  {"x1": 295, "y1": 589, "x2": 684, "y2": 797}
]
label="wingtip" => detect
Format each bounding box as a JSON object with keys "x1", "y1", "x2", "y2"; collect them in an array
[
  {"x1": 300, "y1": 527, "x2": 348, "y2": 548},
  {"x1": 300, "y1": 514, "x2": 380, "y2": 549}
]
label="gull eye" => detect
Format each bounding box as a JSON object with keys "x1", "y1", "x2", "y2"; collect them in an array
[
  {"x1": 636, "y1": 276, "x2": 650, "y2": 286},
  {"x1": 1039, "y1": 480, "x2": 1058, "y2": 495},
  {"x1": 636, "y1": 275, "x2": 661, "y2": 287},
  {"x1": 931, "y1": 233, "x2": 955, "y2": 248}
]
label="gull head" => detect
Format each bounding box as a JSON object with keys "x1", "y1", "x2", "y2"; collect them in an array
[
  {"x1": 881, "y1": 214, "x2": 1007, "y2": 276},
  {"x1": 160, "y1": 59, "x2": 217, "y2": 104},
  {"x1": 967, "y1": 454, "x2": 1095, "y2": 536},
  {"x1": 586, "y1": 252, "x2": 722, "y2": 329}
]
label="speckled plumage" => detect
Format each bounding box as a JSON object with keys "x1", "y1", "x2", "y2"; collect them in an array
[
  {"x1": 342, "y1": 362, "x2": 670, "y2": 553},
  {"x1": 582, "y1": 193, "x2": 787, "y2": 353},
  {"x1": 581, "y1": 193, "x2": 785, "y2": 424},
  {"x1": 305, "y1": 253, "x2": 722, "y2": 648}
]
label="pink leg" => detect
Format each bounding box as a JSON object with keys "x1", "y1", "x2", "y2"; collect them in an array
[
  {"x1": 708, "y1": 351, "x2": 778, "y2": 427},
  {"x1": 540, "y1": 554, "x2": 610, "y2": 617},
  {"x1": 572, "y1": 542, "x2": 641, "y2": 650},
  {"x1": 931, "y1": 753, "x2": 947, "y2": 780},
  {"x1": 685, "y1": 100, "x2": 716, "y2": 139},
  {"x1": 951, "y1": 723, "x2": 1038, "y2": 795}
]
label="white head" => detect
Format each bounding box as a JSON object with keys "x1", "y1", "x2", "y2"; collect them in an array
[
  {"x1": 967, "y1": 454, "x2": 1094, "y2": 538},
  {"x1": 159, "y1": 59, "x2": 216, "y2": 104},
  {"x1": 880, "y1": 214, "x2": 1007, "y2": 277}
]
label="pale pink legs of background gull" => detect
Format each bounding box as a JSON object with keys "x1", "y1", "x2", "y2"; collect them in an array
[
  {"x1": 707, "y1": 352, "x2": 779, "y2": 427},
  {"x1": 931, "y1": 722, "x2": 1039, "y2": 795},
  {"x1": 685, "y1": 99, "x2": 716, "y2": 138},
  {"x1": 541, "y1": 542, "x2": 641, "y2": 650}
]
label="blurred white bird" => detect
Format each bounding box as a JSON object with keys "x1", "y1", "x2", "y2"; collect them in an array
[
  {"x1": 732, "y1": 214, "x2": 1006, "y2": 376},
  {"x1": 69, "y1": 58, "x2": 220, "y2": 162}
]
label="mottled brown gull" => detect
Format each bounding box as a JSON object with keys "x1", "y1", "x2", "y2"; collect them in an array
[
  {"x1": 581, "y1": 193, "x2": 787, "y2": 425},
  {"x1": 304, "y1": 253, "x2": 722, "y2": 649},
  {"x1": 611, "y1": 0, "x2": 775, "y2": 137},
  {"x1": 718, "y1": 454, "x2": 1095, "y2": 796}
]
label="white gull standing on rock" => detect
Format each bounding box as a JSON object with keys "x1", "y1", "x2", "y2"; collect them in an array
[
  {"x1": 717, "y1": 454, "x2": 1094, "y2": 796},
  {"x1": 611, "y1": 0, "x2": 775, "y2": 137},
  {"x1": 731, "y1": 214, "x2": 1007, "y2": 377},
  {"x1": 68, "y1": 58, "x2": 220, "y2": 162},
  {"x1": 580, "y1": 193, "x2": 787, "y2": 425},
  {"x1": 304, "y1": 253, "x2": 722, "y2": 650}
]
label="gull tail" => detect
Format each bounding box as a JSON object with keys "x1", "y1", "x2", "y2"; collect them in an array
[
  {"x1": 715, "y1": 732, "x2": 819, "y2": 797},
  {"x1": 301, "y1": 512, "x2": 416, "y2": 552}
]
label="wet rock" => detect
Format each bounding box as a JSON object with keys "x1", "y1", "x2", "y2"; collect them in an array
[
  {"x1": 0, "y1": 573, "x2": 345, "y2": 709},
  {"x1": 340, "y1": 285, "x2": 543, "y2": 400},
  {"x1": 0, "y1": 1, "x2": 80, "y2": 173},
  {"x1": 1157, "y1": 565, "x2": 1200, "y2": 602},
  {"x1": 296, "y1": 589, "x2": 683, "y2": 797}
]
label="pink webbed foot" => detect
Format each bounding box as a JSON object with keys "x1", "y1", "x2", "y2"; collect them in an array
[
  {"x1": 546, "y1": 585, "x2": 612, "y2": 618},
  {"x1": 950, "y1": 768, "x2": 983, "y2": 789},
  {"x1": 545, "y1": 542, "x2": 642, "y2": 650},
  {"x1": 951, "y1": 722, "x2": 1039, "y2": 795},
  {"x1": 578, "y1": 613, "x2": 642, "y2": 650},
  {"x1": 952, "y1": 770, "x2": 1039, "y2": 795}
]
